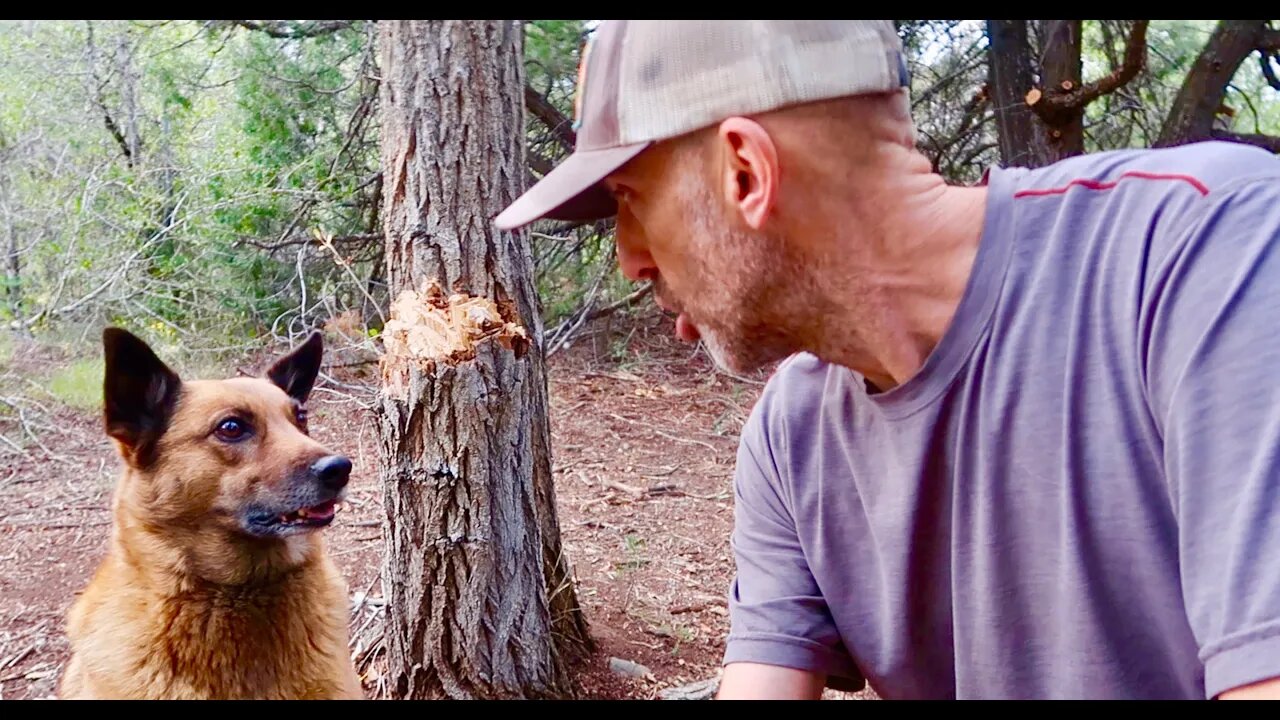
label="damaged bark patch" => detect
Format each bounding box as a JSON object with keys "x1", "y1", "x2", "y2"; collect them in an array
[{"x1": 381, "y1": 279, "x2": 531, "y2": 375}]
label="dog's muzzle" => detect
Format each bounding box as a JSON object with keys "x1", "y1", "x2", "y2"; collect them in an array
[{"x1": 241, "y1": 454, "x2": 353, "y2": 538}]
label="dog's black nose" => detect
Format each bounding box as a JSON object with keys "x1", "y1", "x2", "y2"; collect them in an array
[{"x1": 311, "y1": 455, "x2": 352, "y2": 491}]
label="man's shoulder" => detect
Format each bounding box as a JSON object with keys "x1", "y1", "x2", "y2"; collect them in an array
[
  {"x1": 741, "y1": 353, "x2": 853, "y2": 445},
  {"x1": 734, "y1": 353, "x2": 853, "y2": 489},
  {"x1": 757, "y1": 352, "x2": 845, "y2": 409},
  {"x1": 1010, "y1": 141, "x2": 1280, "y2": 203},
  {"x1": 764, "y1": 352, "x2": 836, "y2": 391}
]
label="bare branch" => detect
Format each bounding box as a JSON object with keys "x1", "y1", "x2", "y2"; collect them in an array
[
  {"x1": 527, "y1": 149, "x2": 556, "y2": 177},
  {"x1": 910, "y1": 35, "x2": 986, "y2": 110},
  {"x1": 1211, "y1": 130, "x2": 1280, "y2": 153},
  {"x1": 1158, "y1": 21, "x2": 1272, "y2": 147},
  {"x1": 1261, "y1": 51, "x2": 1280, "y2": 91},
  {"x1": 524, "y1": 84, "x2": 576, "y2": 152},
  {"x1": 1261, "y1": 28, "x2": 1280, "y2": 52},
  {"x1": 225, "y1": 20, "x2": 357, "y2": 39},
  {"x1": 85, "y1": 22, "x2": 136, "y2": 169},
  {"x1": 1030, "y1": 20, "x2": 1148, "y2": 118},
  {"x1": 98, "y1": 104, "x2": 134, "y2": 168},
  {"x1": 236, "y1": 232, "x2": 381, "y2": 253}
]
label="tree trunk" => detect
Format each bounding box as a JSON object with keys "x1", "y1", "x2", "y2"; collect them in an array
[
  {"x1": 375, "y1": 19, "x2": 592, "y2": 700},
  {"x1": 1156, "y1": 20, "x2": 1268, "y2": 147},
  {"x1": 986, "y1": 20, "x2": 1054, "y2": 168},
  {"x1": 1037, "y1": 20, "x2": 1085, "y2": 161},
  {"x1": 0, "y1": 136, "x2": 20, "y2": 322},
  {"x1": 2, "y1": 178, "x2": 21, "y2": 322}
]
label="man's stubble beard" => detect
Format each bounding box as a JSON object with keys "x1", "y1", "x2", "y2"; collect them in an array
[{"x1": 672, "y1": 181, "x2": 810, "y2": 376}]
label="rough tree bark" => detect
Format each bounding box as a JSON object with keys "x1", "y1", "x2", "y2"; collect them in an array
[
  {"x1": 986, "y1": 20, "x2": 1055, "y2": 168},
  {"x1": 1028, "y1": 20, "x2": 1147, "y2": 162},
  {"x1": 1, "y1": 156, "x2": 21, "y2": 322},
  {"x1": 1037, "y1": 20, "x2": 1085, "y2": 160},
  {"x1": 1157, "y1": 20, "x2": 1280, "y2": 151},
  {"x1": 987, "y1": 20, "x2": 1148, "y2": 168},
  {"x1": 375, "y1": 19, "x2": 592, "y2": 700}
]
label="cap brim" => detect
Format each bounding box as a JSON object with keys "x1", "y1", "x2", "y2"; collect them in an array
[{"x1": 493, "y1": 142, "x2": 651, "y2": 230}]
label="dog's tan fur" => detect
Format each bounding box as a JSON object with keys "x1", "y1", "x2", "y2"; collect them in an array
[{"x1": 58, "y1": 330, "x2": 363, "y2": 700}]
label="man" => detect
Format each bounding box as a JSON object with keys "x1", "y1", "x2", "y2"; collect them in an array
[{"x1": 494, "y1": 20, "x2": 1280, "y2": 700}]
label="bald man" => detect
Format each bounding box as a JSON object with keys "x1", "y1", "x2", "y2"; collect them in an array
[{"x1": 497, "y1": 21, "x2": 1280, "y2": 700}]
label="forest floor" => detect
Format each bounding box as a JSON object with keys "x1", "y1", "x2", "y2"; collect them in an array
[{"x1": 0, "y1": 310, "x2": 876, "y2": 700}]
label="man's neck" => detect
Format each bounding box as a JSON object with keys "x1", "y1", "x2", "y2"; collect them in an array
[{"x1": 803, "y1": 157, "x2": 989, "y2": 391}]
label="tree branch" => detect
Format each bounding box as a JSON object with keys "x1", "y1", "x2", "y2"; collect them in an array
[
  {"x1": 85, "y1": 22, "x2": 137, "y2": 169},
  {"x1": 910, "y1": 37, "x2": 986, "y2": 110},
  {"x1": 1157, "y1": 21, "x2": 1273, "y2": 147},
  {"x1": 527, "y1": 149, "x2": 556, "y2": 178},
  {"x1": 226, "y1": 20, "x2": 356, "y2": 39},
  {"x1": 1261, "y1": 28, "x2": 1280, "y2": 52},
  {"x1": 1261, "y1": 51, "x2": 1280, "y2": 91},
  {"x1": 1031, "y1": 20, "x2": 1148, "y2": 119},
  {"x1": 97, "y1": 101, "x2": 134, "y2": 168},
  {"x1": 1211, "y1": 130, "x2": 1280, "y2": 153},
  {"x1": 524, "y1": 84, "x2": 576, "y2": 152},
  {"x1": 236, "y1": 232, "x2": 381, "y2": 253}
]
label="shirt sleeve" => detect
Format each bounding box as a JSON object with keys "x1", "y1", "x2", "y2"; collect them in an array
[
  {"x1": 722, "y1": 388, "x2": 865, "y2": 692},
  {"x1": 1144, "y1": 177, "x2": 1280, "y2": 699}
]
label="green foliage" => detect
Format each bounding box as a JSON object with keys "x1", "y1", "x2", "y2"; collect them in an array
[
  {"x1": 47, "y1": 357, "x2": 105, "y2": 411},
  {"x1": 2, "y1": 19, "x2": 1277, "y2": 370},
  {"x1": 0, "y1": 20, "x2": 381, "y2": 363},
  {"x1": 1079, "y1": 20, "x2": 1280, "y2": 151},
  {"x1": 525, "y1": 20, "x2": 589, "y2": 117}
]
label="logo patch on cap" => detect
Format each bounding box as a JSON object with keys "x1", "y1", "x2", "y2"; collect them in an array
[{"x1": 572, "y1": 35, "x2": 594, "y2": 131}]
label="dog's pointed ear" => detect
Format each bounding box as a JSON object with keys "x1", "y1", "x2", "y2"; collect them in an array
[
  {"x1": 103, "y1": 327, "x2": 182, "y2": 460},
  {"x1": 266, "y1": 331, "x2": 323, "y2": 404}
]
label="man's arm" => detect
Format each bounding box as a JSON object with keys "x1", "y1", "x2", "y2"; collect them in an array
[
  {"x1": 1144, "y1": 176, "x2": 1280, "y2": 700},
  {"x1": 1219, "y1": 677, "x2": 1280, "y2": 700},
  {"x1": 717, "y1": 662, "x2": 827, "y2": 700},
  {"x1": 716, "y1": 372, "x2": 866, "y2": 699}
]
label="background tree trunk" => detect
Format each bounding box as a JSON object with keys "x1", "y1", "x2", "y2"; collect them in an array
[
  {"x1": 986, "y1": 20, "x2": 1055, "y2": 168},
  {"x1": 375, "y1": 19, "x2": 592, "y2": 700},
  {"x1": 1157, "y1": 20, "x2": 1274, "y2": 148},
  {"x1": 987, "y1": 20, "x2": 1149, "y2": 168},
  {"x1": 1037, "y1": 20, "x2": 1085, "y2": 161}
]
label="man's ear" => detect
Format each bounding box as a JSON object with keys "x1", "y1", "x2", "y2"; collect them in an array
[
  {"x1": 102, "y1": 327, "x2": 182, "y2": 463},
  {"x1": 715, "y1": 116, "x2": 779, "y2": 230},
  {"x1": 266, "y1": 331, "x2": 323, "y2": 405}
]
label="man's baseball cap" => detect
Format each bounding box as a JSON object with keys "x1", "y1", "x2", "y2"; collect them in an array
[{"x1": 493, "y1": 20, "x2": 909, "y2": 231}]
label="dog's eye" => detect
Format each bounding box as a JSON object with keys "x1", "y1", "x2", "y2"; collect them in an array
[{"x1": 214, "y1": 418, "x2": 251, "y2": 442}]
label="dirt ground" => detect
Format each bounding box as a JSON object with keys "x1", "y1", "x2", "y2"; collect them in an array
[{"x1": 0, "y1": 312, "x2": 876, "y2": 700}]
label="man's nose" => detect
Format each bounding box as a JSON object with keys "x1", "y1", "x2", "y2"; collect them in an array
[{"x1": 614, "y1": 214, "x2": 657, "y2": 283}]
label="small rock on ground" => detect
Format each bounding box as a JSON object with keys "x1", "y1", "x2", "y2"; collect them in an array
[{"x1": 608, "y1": 657, "x2": 653, "y2": 679}]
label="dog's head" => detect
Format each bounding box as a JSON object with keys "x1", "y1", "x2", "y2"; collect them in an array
[{"x1": 102, "y1": 328, "x2": 351, "y2": 543}]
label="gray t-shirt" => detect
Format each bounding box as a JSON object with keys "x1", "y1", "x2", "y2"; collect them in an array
[{"x1": 723, "y1": 140, "x2": 1280, "y2": 699}]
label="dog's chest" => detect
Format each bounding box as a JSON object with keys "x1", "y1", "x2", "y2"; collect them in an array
[{"x1": 136, "y1": 589, "x2": 345, "y2": 699}]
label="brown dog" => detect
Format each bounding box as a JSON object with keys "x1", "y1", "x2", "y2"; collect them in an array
[{"x1": 58, "y1": 328, "x2": 364, "y2": 699}]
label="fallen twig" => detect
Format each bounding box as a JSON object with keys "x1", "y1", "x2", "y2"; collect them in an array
[
  {"x1": 0, "y1": 433, "x2": 29, "y2": 458},
  {"x1": 606, "y1": 413, "x2": 723, "y2": 453},
  {"x1": 1, "y1": 643, "x2": 36, "y2": 671},
  {"x1": 0, "y1": 521, "x2": 111, "y2": 529},
  {"x1": 604, "y1": 479, "x2": 646, "y2": 497}
]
